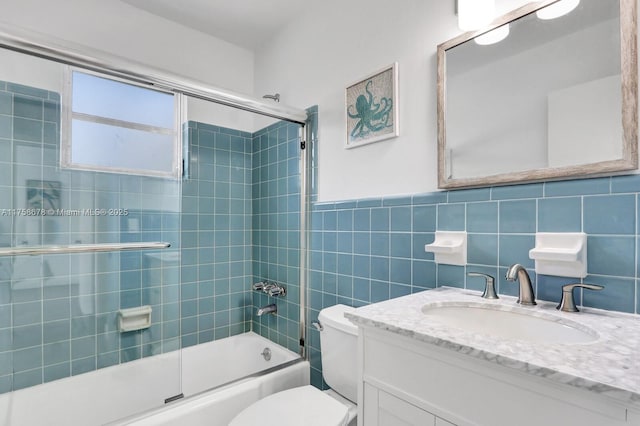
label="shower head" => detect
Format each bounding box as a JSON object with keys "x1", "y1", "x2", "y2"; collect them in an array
[{"x1": 262, "y1": 93, "x2": 280, "y2": 102}]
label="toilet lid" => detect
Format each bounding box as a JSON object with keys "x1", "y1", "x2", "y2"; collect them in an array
[{"x1": 229, "y1": 385, "x2": 349, "y2": 426}]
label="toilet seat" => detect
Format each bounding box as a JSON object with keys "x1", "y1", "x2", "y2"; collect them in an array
[{"x1": 229, "y1": 385, "x2": 349, "y2": 426}]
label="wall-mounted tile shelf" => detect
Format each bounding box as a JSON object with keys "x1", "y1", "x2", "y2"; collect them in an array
[
  {"x1": 529, "y1": 232, "x2": 587, "y2": 278},
  {"x1": 118, "y1": 305, "x2": 152, "y2": 332},
  {"x1": 425, "y1": 231, "x2": 467, "y2": 266}
]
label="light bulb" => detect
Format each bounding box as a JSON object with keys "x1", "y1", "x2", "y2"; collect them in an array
[
  {"x1": 536, "y1": 0, "x2": 580, "y2": 20},
  {"x1": 458, "y1": 0, "x2": 495, "y2": 31}
]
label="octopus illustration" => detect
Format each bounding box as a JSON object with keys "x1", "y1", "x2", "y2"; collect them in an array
[{"x1": 348, "y1": 80, "x2": 393, "y2": 139}]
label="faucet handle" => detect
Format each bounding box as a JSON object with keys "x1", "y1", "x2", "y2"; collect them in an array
[
  {"x1": 557, "y1": 283, "x2": 604, "y2": 312},
  {"x1": 262, "y1": 282, "x2": 276, "y2": 292},
  {"x1": 467, "y1": 272, "x2": 498, "y2": 299},
  {"x1": 252, "y1": 281, "x2": 266, "y2": 291},
  {"x1": 267, "y1": 285, "x2": 286, "y2": 297}
]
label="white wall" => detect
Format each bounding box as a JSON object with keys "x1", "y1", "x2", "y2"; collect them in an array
[
  {"x1": 188, "y1": 97, "x2": 279, "y2": 133},
  {"x1": 2, "y1": 0, "x2": 254, "y2": 96},
  {"x1": 0, "y1": 49, "x2": 64, "y2": 92}
]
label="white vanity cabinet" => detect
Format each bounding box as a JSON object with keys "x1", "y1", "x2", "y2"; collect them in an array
[{"x1": 357, "y1": 328, "x2": 639, "y2": 426}]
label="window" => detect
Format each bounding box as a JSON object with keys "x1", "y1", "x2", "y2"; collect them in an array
[{"x1": 62, "y1": 68, "x2": 181, "y2": 178}]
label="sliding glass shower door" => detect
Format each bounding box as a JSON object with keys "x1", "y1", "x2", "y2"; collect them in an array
[
  {"x1": 0, "y1": 47, "x2": 182, "y2": 411},
  {"x1": 0, "y1": 39, "x2": 309, "y2": 424}
]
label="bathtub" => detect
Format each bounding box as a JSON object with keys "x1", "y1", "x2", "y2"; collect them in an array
[
  {"x1": 111, "y1": 359, "x2": 309, "y2": 426},
  {"x1": 0, "y1": 332, "x2": 308, "y2": 426}
]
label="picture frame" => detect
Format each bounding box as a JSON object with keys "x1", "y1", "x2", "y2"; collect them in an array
[{"x1": 345, "y1": 62, "x2": 399, "y2": 148}]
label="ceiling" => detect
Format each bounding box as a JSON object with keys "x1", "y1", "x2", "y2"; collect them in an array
[{"x1": 121, "y1": 0, "x2": 305, "y2": 51}]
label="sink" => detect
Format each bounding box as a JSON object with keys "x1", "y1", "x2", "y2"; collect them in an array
[{"x1": 421, "y1": 304, "x2": 598, "y2": 344}]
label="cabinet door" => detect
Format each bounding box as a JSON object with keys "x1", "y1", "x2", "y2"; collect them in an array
[{"x1": 364, "y1": 383, "x2": 435, "y2": 426}]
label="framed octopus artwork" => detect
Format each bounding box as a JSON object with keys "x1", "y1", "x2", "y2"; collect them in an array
[{"x1": 345, "y1": 62, "x2": 399, "y2": 148}]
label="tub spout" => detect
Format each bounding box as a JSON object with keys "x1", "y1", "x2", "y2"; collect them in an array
[{"x1": 257, "y1": 303, "x2": 277, "y2": 316}]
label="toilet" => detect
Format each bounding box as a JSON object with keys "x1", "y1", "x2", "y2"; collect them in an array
[{"x1": 230, "y1": 304, "x2": 358, "y2": 426}]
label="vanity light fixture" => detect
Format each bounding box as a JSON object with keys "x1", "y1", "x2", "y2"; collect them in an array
[
  {"x1": 536, "y1": 0, "x2": 580, "y2": 20},
  {"x1": 457, "y1": 0, "x2": 495, "y2": 31},
  {"x1": 474, "y1": 24, "x2": 510, "y2": 45}
]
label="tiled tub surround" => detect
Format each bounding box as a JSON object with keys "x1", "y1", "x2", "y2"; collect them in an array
[
  {"x1": 307, "y1": 177, "x2": 640, "y2": 387},
  {"x1": 345, "y1": 287, "x2": 640, "y2": 407},
  {"x1": 181, "y1": 122, "x2": 254, "y2": 348},
  {"x1": 251, "y1": 120, "x2": 303, "y2": 354},
  {"x1": 182, "y1": 118, "x2": 306, "y2": 351}
]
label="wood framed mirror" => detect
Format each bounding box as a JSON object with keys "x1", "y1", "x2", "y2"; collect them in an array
[{"x1": 437, "y1": 0, "x2": 638, "y2": 189}]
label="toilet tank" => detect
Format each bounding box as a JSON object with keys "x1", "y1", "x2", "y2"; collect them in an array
[{"x1": 318, "y1": 304, "x2": 358, "y2": 402}]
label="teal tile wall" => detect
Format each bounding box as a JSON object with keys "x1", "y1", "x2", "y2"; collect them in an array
[
  {"x1": 0, "y1": 82, "x2": 181, "y2": 393},
  {"x1": 307, "y1": 155, "x2": 640, "y2": 389},
  {"x1": 251, "y1": 119, "x2": 303, "y2": 354},
  {"x1": 180, "y1": 122, "x2": 254, "y2": 347}
]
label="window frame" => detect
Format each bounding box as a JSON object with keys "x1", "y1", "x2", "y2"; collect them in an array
[{"x1": 61, "y1": 66, "x2": 183, "y2": 179}]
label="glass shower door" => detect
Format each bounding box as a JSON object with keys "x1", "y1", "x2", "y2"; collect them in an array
[
  {"x1": 0, "y1": 47, "x2": 182, "y2": 424},
  {"x1": 0, "y1": 40, "x2": 309, "y2": 424}
]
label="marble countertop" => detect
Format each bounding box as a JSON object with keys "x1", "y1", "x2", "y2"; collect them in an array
[{"x1": 345, "y1": 287, "x2": 640, "y2": 407}]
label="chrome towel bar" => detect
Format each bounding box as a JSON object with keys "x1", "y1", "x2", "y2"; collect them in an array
[{"x1": 0, "y1": 241, "x2": 171, "y2": 256}]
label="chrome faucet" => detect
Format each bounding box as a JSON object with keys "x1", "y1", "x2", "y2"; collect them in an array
[
  {"x1": 505, "y1": 264, "x2": 536, "y2": 306},
  {"x1": 256, "y1": 303, "x2": 277, "y2": 316}
]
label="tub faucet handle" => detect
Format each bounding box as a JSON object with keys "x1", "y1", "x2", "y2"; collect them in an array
[
  {"x1": 253, "y1": 281, "x2": 286, "y2": 297},
  {"x1": 467, "y1": 272, "x2": 498, "y2": 299},
  {"x1": 262, "y1": 282, "x2": 276, "y2": 292},
  {"x1": 267, "y1": 285, "x2": 286, "y2": 297},
  {"x1": 557, "y1": 283, "x2": 604, "y2": 312},
  {"x1": 252, "y1": 281, "x2": 266, "y2": 291}
]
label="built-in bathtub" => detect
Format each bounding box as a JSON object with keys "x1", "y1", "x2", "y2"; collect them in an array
[
  {"x1": 111, "y1": 359, "x2": 309, "y2": 426},
  {"x1": 0, "y1": 332, "x2": 308, "y2": 426}
]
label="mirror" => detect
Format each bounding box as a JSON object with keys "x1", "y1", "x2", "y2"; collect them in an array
[{"x1": 437, "y1": 0, "x2": 637, "y2": 189}]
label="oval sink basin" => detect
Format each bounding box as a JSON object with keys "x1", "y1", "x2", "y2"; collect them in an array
[{"x1": 421, "y1": 304, "x2": 598, "y2": 344}]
